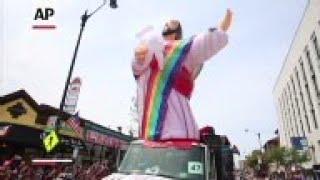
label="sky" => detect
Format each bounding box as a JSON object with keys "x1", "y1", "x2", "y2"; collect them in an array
[{"x1": 1, "y1": 0, "x2": 307, "y2": 159}]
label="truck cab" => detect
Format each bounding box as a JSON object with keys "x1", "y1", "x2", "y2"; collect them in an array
[{"x1": 104, "y1": 139, "x2": 217, "y2": 180}]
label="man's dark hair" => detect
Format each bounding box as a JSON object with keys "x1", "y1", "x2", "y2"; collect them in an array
[{"x1": 162, "y1": 20, "x2": 182, "y2": 40}]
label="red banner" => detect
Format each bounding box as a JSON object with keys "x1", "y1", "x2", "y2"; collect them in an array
[{"x1": 86, "y1": 130, "x2": 126, "y2": 148}]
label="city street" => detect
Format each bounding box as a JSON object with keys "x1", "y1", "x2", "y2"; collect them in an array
[{"x1": 1, "y1": 0, "x2": 320, "y2": 179}]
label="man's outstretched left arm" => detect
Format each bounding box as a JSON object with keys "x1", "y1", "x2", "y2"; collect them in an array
[{"x1": 186, "y1": 9, "x2": 233, "y2": 69}]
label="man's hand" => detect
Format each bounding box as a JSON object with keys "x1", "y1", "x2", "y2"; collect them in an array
[
  {"x1": 220, "y1": 9, "x2": 233, "y2": 32},
  {"x1": 135, "y1": 43, "x2": 149, "y2": 64}
]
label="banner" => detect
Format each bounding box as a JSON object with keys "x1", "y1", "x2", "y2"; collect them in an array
[
  {"x1": 86, "y1": 130, "x2": 126, "y2": 148},
  {"x1": 290, "y1": 137, "x2": 308, "y2": 150}
]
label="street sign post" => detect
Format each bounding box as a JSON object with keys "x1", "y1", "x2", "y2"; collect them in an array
[{"x1": 43, "y1": 130, "x2": 60, "y2": 152}]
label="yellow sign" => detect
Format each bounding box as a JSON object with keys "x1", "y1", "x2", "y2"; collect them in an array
[{"x1": 43, "y1": 130, "x2": 60, "y2": 152}]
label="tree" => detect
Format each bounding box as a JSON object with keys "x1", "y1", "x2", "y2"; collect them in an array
[
  {"x1": 128, "y1": 96, "x2": 139, "y2": 137},
  {"x1": 265, "y1": 146, "x2": 310, "y2": 178},
  {"x1": 265, "y1": 146, "x2": 286, "y2": 170},
  {"x1": 284, "y1": 148, "x2": 309, "y2": 170},
  {"x1": 246, "y1": 150, "x2": 261, "y2": 169},
  {"x1": 246, "y1": 146, "x2": 310, "y2": 179},
  {"x1": 245, "y1": 150, "x2": 269, "y2": 177},
  {"x1": 129, "y1": 96, "x2": 138, "y2": 122}
]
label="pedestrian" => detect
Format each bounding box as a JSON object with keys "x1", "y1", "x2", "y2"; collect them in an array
[{"x1": 133, "y1": 9, "x2": 233, "y2": 141}]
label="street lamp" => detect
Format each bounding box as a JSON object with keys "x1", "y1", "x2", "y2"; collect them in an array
[
  {"x1": 56, "y1": 0, "x2": 118, "y2": 131},
  {"x1": 110, "y1": 0, "x2": 118, "y2": 8},
  {"x1": 244, "y1": 129, "x2": 263, "y2": 152},
  {"x1": 245, "y1": 129, "x2": 265, "y2": 176}
]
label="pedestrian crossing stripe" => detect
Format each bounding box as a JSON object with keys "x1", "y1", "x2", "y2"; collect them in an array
[{"x1": 43, "y1": 130, "x2": 60, "y2": 152}]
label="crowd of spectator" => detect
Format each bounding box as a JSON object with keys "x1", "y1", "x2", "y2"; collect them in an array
[{"x1": 0, "y1": 155, "x2": 116, "y2": 180}]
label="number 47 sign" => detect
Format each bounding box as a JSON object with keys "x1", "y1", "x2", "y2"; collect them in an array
[{"x1": 188, "y1": 161, "x2": 203, "y2": 175}]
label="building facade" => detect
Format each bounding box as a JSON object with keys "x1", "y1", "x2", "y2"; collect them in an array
[
  {"x1": 273, "y1": 0, "x2": 320, "y2": 168},
  {"x1": 0, "y1": 89, "x2": 133, "y2": 165}
]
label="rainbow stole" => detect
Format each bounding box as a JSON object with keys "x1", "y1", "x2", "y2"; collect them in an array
[{"x1": 141, "y1": 38, "x2": 194, "y2": 141}]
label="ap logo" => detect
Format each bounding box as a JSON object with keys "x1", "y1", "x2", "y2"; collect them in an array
[
  {"x1": 32, "y1": 0, "x2": 56, "y2": 30},
  {"x1": 34, "y1": 8, "x2": 55, "y2": 21}
]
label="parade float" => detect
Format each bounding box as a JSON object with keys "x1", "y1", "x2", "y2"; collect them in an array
[
  {"x1": 104, "y1": 127, "x2": 220, "y2": 180},
  {"x1": 104, "y1": 9, "x2": 233, "y2": 180}
]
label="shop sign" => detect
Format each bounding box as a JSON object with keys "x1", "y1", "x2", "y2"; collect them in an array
[
  {"x1": 86, "y1": 130, "x2": 125, "y2": 148},
  {"x1": 290, "y1": 137, "x2": 308, "y2": 150}
]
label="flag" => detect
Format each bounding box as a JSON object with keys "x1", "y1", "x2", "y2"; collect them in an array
[{"x1": 66, "y1": 112, "x2": 83, "y2": 138}]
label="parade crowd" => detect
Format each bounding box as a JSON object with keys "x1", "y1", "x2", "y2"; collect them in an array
[{"x1": 0, "y1": 155, "x2": 115, "y2": 180}]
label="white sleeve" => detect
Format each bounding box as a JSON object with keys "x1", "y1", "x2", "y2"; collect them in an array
[{"x1": 186, "y1": 29, "x2": 228, "y2": 67}]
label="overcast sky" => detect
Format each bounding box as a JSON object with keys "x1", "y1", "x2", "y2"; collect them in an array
[{"x1": 1, "y1": 0, "x2": 307, "y2": 159}]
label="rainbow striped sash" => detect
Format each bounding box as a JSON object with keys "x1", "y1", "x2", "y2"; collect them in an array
[{"x1": 141, "y1": 38, "x2": 194, "y2": 141}]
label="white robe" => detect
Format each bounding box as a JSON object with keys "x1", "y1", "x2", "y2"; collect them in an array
[{"x1": 132, "y1": 29, "x2": 228, "y2": 140}]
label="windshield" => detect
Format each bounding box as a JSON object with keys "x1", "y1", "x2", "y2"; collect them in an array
[{"x1": 118, "y1": 143, "x2": 205, "y2": 180}]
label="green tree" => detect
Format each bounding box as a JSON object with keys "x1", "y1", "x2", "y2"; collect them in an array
[
  {"x1": 246, "y1": 147, "x2": 310, "y2": 178},
  {"x1": 246, "y1": 150, "x2": 261, "y2": 169},
  {"x1": 265, "y1": 146, "x2": 310, "y2": 178},
  {"x1": 246, "y1": 150, "x2": 269, "y2": 177},
  {"x1": 284, "y1": 148, "x2": 309, "y2": 169},
  {"x1": 266, "y1": 147, "x2": 309, "y2": 167},
  {"x1": 265, "y1": 146, "x2": 286, "y2": 170}
]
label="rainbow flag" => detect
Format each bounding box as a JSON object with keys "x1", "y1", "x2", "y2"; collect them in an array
[{"x1": 141, "y1": 38, "x2": 194, "y2": 141}]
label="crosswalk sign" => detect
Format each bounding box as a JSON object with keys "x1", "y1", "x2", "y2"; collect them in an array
[{"x1": 43, "y1": 130, "x2": 60, "y2": 152}]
